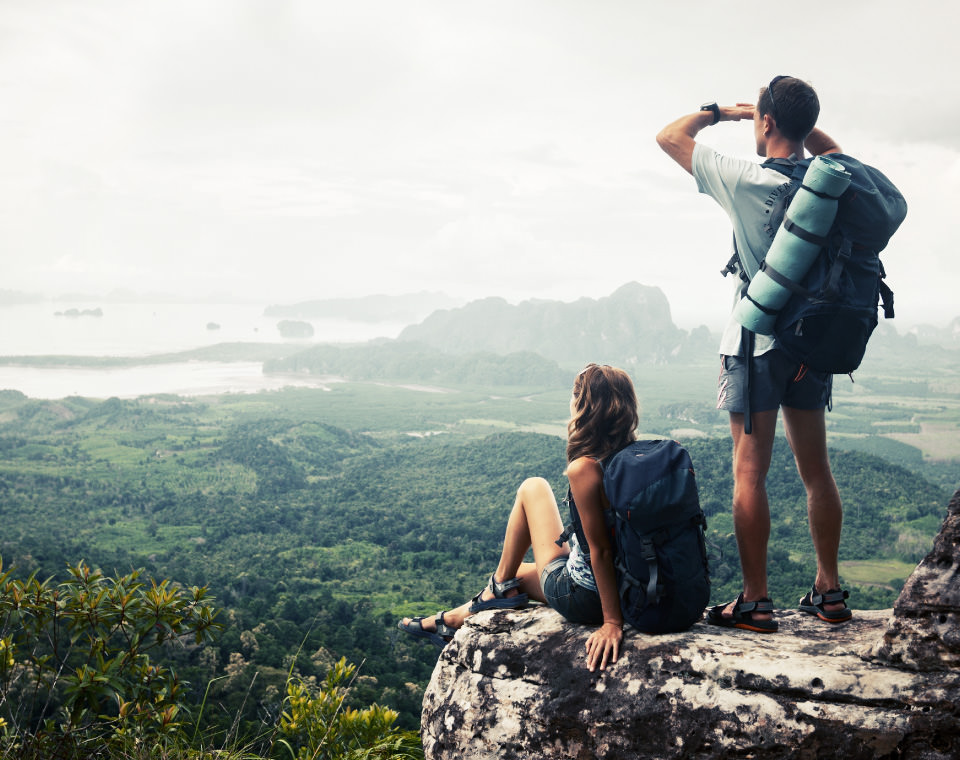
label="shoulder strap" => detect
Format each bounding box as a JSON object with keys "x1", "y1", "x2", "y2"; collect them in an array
[
  {"x1": 763, "y1": 155, "x2": 807, "y2": 180},
  {"x1": 556, "y1": 488, "x2": 580, "y2": 548}
]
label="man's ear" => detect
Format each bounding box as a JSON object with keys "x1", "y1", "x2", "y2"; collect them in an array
[{"x1": 762, "y1": 113, "x2": 776, "y2": 136}]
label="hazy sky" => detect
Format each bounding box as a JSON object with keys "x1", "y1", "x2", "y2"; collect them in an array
[{"x1": 1, "y1": 0, "x2": 956, "y2": 328}]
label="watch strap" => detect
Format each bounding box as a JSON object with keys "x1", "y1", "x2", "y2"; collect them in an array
[{"x1": 700, "y1": 102, "x2": 721, "y2": 125}]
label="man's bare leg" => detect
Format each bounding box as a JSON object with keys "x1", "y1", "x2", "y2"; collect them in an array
[
  {"x1": 722, "y1": 408, "x2": 779, "y2": 620},
  {"x1": 782, "y1": 406, "x2": 846, "y2": 614}
]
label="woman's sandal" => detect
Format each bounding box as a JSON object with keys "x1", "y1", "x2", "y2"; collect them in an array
[
  {"x1": 799, "y1": 586, "x2": 852, "y2": 623},
  {"x1": 397, "y1": 611, "x2": 457, "y2": 648},
  {"x1": 706, "y1": 592, "x2": 779, "y2": 633},
  {"x1": 468, "y1": 574, "x2": 529, "y2": 614}
]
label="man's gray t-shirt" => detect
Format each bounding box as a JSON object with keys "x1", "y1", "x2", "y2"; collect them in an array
[{"x1": 692, "y1": 142, "x2": 796, "y2": 357}]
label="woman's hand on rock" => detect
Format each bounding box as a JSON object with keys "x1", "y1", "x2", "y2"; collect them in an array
[{"x1": 585, "y1": 622, "x2": 622, "y2": 672}]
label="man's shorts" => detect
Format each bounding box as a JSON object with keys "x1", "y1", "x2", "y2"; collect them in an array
[{"x1": 716, "y1": 349, "x2": 832, "y2": 414}]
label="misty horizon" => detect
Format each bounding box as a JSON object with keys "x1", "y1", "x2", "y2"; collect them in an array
[
  {"x1": 3, "y1": 283, "x2": 957, "y2": 333},
  {"x1": 1, "y1": 1, "x2": 956, "y2": 333}
]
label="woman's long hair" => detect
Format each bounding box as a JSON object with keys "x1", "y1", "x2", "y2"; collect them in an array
[{"x1": 566, "y1": 364, "x2": 639, "y2": 463}]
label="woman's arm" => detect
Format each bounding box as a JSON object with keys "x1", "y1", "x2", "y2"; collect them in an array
[{"x1": 567, "y1": 456, "x2": 623, "y2": 672}]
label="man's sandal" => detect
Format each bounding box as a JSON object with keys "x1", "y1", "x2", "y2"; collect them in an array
[
  {"x1": 468, "y1": 574, "x2": 528, "y2": 614},
  {"x1": 706, "y1": 592, "x2": 779, "y2": 633},
  {"x1": 397, "y1": 611, "x2": 456, "y2": 648},
  {"x1": 799, "y1": 586, "x2": 852, "y2": 623}
]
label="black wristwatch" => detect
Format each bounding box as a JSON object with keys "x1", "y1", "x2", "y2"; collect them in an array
[{"x1": 700, "y1": 102, "x2": 721, "y2": 125}]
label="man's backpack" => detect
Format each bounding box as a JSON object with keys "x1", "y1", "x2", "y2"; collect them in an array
[
  {"x1": 759, "y1": 154, "x2": 908, "y2": 374},
  {"x1": 557, "y1": 439, "x2": 710, "y2": 633}
]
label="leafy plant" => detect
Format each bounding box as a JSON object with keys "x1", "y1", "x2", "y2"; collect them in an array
[
  {"x1": 0, "y1": 558, "x2": 222, "y2": 757},
  {"x1": 278, "y1": 657, "x2": 423, "y2": 760}
]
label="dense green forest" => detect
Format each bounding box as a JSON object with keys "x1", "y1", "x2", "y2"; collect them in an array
[{"x1": 0, "y1": 380, "x2": 954, "y2": 753}]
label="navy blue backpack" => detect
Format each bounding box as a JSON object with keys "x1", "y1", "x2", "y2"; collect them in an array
[
  {"x1": 558, "y1": 439, "x2": 709, "y2": 633},
  {"x1": 760, "y1": 153, "x2": 908, "y2": 374}
]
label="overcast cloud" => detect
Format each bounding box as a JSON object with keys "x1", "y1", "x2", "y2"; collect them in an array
[{"x1": 1, "y1": 0, "x2": 956, "y2": 329}]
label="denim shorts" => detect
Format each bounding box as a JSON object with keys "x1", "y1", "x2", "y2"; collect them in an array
[
  {"x1": 540, "y1": 557, "x2": 604, "y2": 625},
  {"x1": 717, "y1": 349, "x2": 832, "y2": 413}
]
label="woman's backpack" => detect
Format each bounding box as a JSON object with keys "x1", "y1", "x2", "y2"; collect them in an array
[{"x1": 558, "y1": 439, "x2": 710, "y2": 633}]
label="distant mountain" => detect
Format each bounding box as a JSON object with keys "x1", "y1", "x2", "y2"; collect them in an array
[
  {"x1": 264, "y1": 292, "x2": 462, "y2": 323},
  {"x1": 857, "y1": 321, "x2": 960, "y2": 373},
  {"x1": 0, "y1": 289, "x2": 43, "y2": 305},
  {"x1": 263, "y1": 341, "x2": 570, "y2": 387},
  {"x1": 398, "y1": 282, "x2": 716, "y2": 370},
  {"x1": 905, "y1": 317, "x2": 960, "y2": 350}
]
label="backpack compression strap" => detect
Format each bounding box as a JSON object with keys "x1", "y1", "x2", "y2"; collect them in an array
[
  {"x1": 782, "y1": 217, "x2": 830, "y2": 247},
  {"x1": 616, "y1": 513, "x2": 707, "y2": 606},
  {"x1": 616, "y1": 537, "x2": 660, "y2": 605}
]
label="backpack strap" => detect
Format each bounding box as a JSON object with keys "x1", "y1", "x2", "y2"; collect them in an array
[
  {"x1": 557, "y1": 450, "x2": 629, "y2": 549},
  {"x1": 616, "y1": 536, "x2": 660, "y2": 605},
  {"x1": 782, "y1": 217, "x2": 830, "y2": 248},
  {"x1": 763, "y1": 155, "x2": 806, "y2": 180},
  {"x1": 756, "y1": 259, "x2": 814, "y2": 301},
  {"x1": 823, "y1": 236, "x2": 853, "y2": 301},
  {"x1": 615, "y1": 512, "x2": 707, "y2": 607},
  {"x1": 556, "y1": 490, "x2": 581, "y2": 548},
  {"x1": 731, "y1": 235, "x2": 756, "y2": 438},
  {"x1": 879, "y1": 260, "x2": 895, "y2": 318},
  {"x1": 742, "y1": 327, "x2": 754, "y2": 436},
  {"x1": 641, "y1": 537, "x2": 660, "y2": 605},
  {"x1": 742, "y1": 284, "x2": 786, "y2": 314},
  {"x1": 761, "y1": 229, "x2": 851, "y2": 306},
  {"x1": 798, "y1": 183, "x2": 845, "y2": 201},
  {"x1": 721, "y1": 237, "x2": 748, "y2": 281}
]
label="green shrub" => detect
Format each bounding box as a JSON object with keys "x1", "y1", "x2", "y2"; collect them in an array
[
  {"x1": 0, "y1": 558, "x2": 221, "y2": 758},
  {"x1": 278, "y1": 657, "x2": 423, "y2": 760}
]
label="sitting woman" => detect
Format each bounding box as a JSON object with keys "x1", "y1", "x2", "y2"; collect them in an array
[{"x1": 398, "y1": 363, "x2": 638, "y2": 672}]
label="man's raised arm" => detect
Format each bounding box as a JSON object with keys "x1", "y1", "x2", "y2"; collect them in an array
[
  {"x1": 656, "y1": 104, "x2": 755, "y2": 174},
  {"x1": 804, "y1": 127, "x2": 842, "y2": 156}
]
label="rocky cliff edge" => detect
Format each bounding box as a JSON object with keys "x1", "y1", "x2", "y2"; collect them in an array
[{"x1": 421, "y1": 488, "x2": 960, "y2": 759}]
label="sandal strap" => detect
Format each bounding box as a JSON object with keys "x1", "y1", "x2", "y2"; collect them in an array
[
  {"x1": 813, "y1": 587, "x2": 849, "y2": 605},
  {"x1": 434, "y1": 611, "x2": 456, "y2": 638},
  {"x1": 737, "y1": 597, "x2": 774, "y2": 615},
  {"x1": 489, "y1": 574, "x2": 522, "y2": 599}
]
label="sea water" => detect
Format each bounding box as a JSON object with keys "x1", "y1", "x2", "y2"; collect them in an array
[{"x1": 0, "y1": 302, "x2": 410, "y2": 399}]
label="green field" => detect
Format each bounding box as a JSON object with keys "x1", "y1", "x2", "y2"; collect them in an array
[{"x1": 840, "y1": 559, "x2": 920, "y2": 590}]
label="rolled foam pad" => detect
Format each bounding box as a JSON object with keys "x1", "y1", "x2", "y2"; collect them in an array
[{"x1": 733, "y1": 156, "x2": 852, "y2": 334}]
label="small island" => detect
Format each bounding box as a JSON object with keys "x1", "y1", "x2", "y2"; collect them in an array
[
  {"x1": 277, "y1": 319, "x2": 314, "y2": 339},
  {"x1": 55, "y1": 307, "x2": 103, "y2": 318}
]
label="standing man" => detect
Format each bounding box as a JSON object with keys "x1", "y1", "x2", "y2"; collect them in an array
[{"x1": 656, "y1": 76, "x2": 851, "y2": 632}]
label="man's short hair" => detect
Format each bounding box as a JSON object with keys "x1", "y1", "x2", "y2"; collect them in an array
[{"x1": 758, "y1": 76, "x2": 820, "y2": 142}]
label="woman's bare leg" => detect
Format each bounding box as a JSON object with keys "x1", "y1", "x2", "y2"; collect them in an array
[
  {"x1": 494, "y1": 476, "x2": 569, "y2": 601},
  {"x1": 402, "y1": 477, "x2": 568, "y2": 631}
]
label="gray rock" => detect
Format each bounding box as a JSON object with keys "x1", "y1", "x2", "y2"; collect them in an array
[
  {"x1": 869, "y1": 488, "x2": 960, "y2": 671},
  {"x1": 423, "y1": 607, "x2": 960, "y2": 759},
  {"x1": 422, "y1": 488, "x2": 960, "y2": 760}
]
